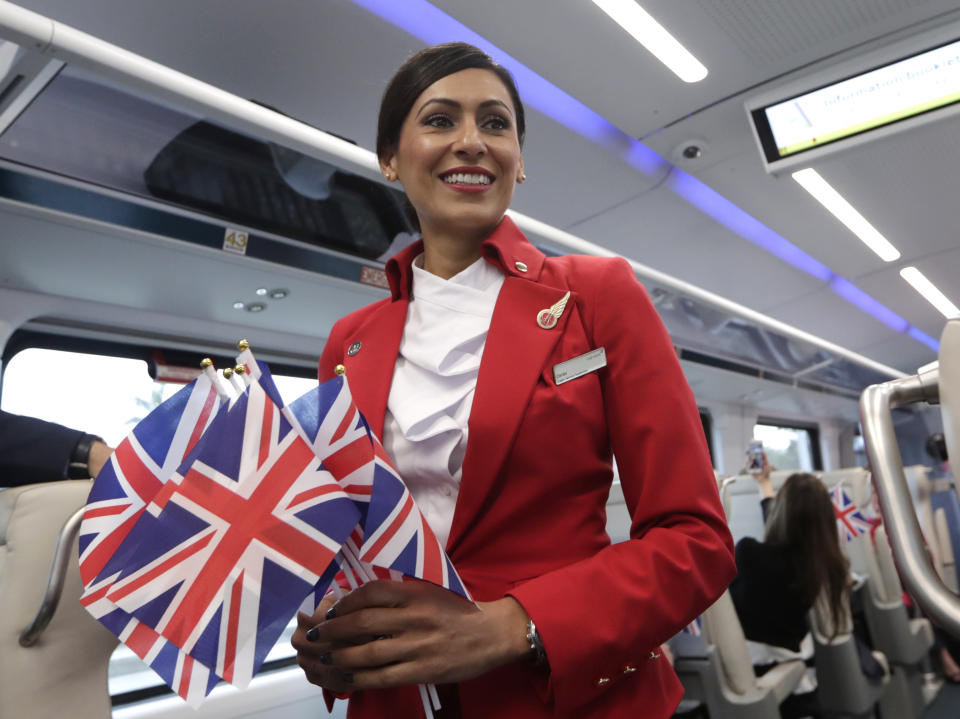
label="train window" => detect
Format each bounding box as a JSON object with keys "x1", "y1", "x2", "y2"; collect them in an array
[
  {"x1": 698, "y1": 408, "x2": 715, "y2": 467},
  {"x1": 1, "y1": 346, "x2": 318, "y2": 446},
  {"x1": 753, "y1": 419, "x2": 822, "y2": 472},
  {"x1": 1, "y1": 347, "x2": 182, "y2": 446}
]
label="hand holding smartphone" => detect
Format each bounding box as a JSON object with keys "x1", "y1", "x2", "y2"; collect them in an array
[{"x1": 746, "y1": 440, "x2": 764, "y2": 475}]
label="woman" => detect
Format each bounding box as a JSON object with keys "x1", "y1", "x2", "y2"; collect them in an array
[
  {"x1": 729, "y1": 461, "x2": 852, "y2": 718},
  {"x1": 293, "y1": 42, "x2": 735, "y2": 718}
]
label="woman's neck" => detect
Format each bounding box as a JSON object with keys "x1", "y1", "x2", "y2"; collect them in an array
[{"x1": 419, "y1": 228, "x2": 487, "y2": 279}]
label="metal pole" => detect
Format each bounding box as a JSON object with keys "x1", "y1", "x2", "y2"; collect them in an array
[{"x1": 860, "y1": 368, "x2": 960, "y2": 636}]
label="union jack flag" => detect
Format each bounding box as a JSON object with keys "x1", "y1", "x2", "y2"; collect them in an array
[
  {"x1": 78, "y1": 373, "x2": 223, "y2": 704},
  {"x1": 681, "y1": 617, "x2": 703, "y2": 637},
  {"x1": 78, "y1": 373, "x2": 222, "y2": 586},
  {"x1": 288, "y1": 375, "x2": 468, "y2": 599},
  {"x1": 101, "y1": 375, "x2": 359, "y2": 690},
  {"x1": 832, "y1": 486, "x2": 872, "y2": 545}
]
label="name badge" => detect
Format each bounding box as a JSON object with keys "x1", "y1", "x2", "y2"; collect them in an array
[{"x1": 553, "y1": 347, "x2": 606, "y2": 385}]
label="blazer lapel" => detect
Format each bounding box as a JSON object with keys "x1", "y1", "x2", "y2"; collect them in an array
[
  {"x1": 447, "y1": 277, "x2": 573, "y2": 554},
  {"x1": 339, "y1": 299, "x2": 408, "y2": 439}
]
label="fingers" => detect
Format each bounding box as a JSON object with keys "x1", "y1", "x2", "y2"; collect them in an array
[{"x1": 325, "y1": 579, "x2": 408, "y2": 618}]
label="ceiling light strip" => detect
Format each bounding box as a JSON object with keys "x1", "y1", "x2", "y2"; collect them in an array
[
  {"x1": 791, "y1": 169, "x2": 901, "y2": 262},
  {"x1": 900, "y1": 267, "x2": 960, "y2": 319},
  {"x1": 590, "y1": 0, "x2": 708, "y2": 82}
]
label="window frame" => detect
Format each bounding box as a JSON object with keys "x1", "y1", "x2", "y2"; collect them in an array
[{"x1": 754, "y1": 416, "x2": 823, "y2": 472}]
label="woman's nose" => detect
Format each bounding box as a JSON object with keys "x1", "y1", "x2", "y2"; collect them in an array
[{"x1": 453, "y1": 121, "x2": 485, "y2": 156}]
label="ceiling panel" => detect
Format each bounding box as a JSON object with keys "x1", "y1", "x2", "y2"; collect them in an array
[
  {"x1": 857, "y1": 332, "x2": 942, "y2": 374},
  {"x1": 430, "y1": 0, "x2": 960, "y2": 135},
  {"x1": 855, "y1": 248, "x2": 960, "y2": 340},
  {"x1": 763, "y1": 285, "x2": 919, "y2": 360},
  {"x1": 568, "y1": 188, "x2": 827, "y2": 311}
]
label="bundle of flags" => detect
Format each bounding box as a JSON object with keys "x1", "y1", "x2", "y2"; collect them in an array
[
  {"x1": 831, "y1": 485, "x2": 873, "y2": 545},
  {"x1": 78, "y1": 346, "x2": 468, "y2": 711}
]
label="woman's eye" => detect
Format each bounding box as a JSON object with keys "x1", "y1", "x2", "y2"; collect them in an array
[
  {"x1": 482, "y1": 116, "x2": 509, "y2": 131},
  {"x1": 424, "y1": 114, "x2": 453, "y2": 128}
]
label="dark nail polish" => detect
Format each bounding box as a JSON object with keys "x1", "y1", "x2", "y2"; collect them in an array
[
  {"x1": 325, "y1": 606, "x2": 337, "y2": 620},
  {"x1": 305, "y1": 627, "x2": 319, "y2": 642},
  {"x1": 341, "y1": 672, "x2": 354, "y2": 684},
  {"x1": 319, "y1": 652, "x2": 332, "y2": 665}
]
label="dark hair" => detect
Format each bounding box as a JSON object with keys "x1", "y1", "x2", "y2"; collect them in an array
[
  {"x1": 926, "y1": 433, "x2": 948, "y2": 464},
  {"x1": 765, "y1": 473, "x2": 850, "y2": 639},
  {"x1": 376, "y1": 42, "x2": 526, "y2": 162}
]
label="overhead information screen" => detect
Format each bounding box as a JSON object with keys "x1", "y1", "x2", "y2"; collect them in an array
[{"x1": 751, "y1": 36, "x2": 960, "y2": 164}]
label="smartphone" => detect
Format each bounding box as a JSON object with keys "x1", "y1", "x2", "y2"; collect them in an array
[{"x1": 746, "y1": 440, "x2": 764, "y2": 474}]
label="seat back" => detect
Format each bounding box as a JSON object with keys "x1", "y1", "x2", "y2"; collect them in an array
[
  {"x1": 809, "y1": 592, "x2": 888, "y2": 716},
  {"x1": 0, "y1": 481, "x2": 118, "y2": 719},
  {"x1": 722, "y1": 476, "x2": 766, "y2": 544},
  {"x1": 934, "y1": 507, "x2": 959, "y2": 593},
  {"x1": 701, "y1": 589, "x2": 757, "y2": 696}
]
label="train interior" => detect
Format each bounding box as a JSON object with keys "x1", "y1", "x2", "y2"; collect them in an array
[{"x1": 1, "y1": 1, "x2": 959, "y2": 717}]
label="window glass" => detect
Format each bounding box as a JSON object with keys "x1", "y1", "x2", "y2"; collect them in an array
[
  {"x1": 2, "y1": 348, "x2": 180, "y2": 446},
  {"x1": 752, "y1": 422, "x2": 816, "y2": 472},
  {"x1": 2, "y1": 348, "x2": 318, "y2": 445}
]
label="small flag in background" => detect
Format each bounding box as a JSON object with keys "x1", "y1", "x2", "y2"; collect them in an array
[
  {"x1": 831, "y1": 485, "x2": 872, "y2": 545},
  {"x1": 681, "y1": 616, "x2": 703, "y2": 637}
]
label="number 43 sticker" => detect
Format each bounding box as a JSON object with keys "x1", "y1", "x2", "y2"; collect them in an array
[{"x1": 223, "y1": 228, "x2": 249, "y2": 255}]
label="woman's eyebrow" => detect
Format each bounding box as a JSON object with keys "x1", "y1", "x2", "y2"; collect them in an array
[{"x1": 415, "y1": 97, "x2": 513, "y2": 117}]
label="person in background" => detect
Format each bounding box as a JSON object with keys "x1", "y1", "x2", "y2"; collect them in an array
[
  {"x1": 292, "y1": 41, "x2": 735, "y2": 718},
  {"x1": 0, "y1": 410, "x2": 112, "y2": 486},
  {"x1": 921, "y1": 432, "x2": 960, "y2": 681},
  {"x1": 729, "y1": 456, "x2": 858, "y2": 718}
]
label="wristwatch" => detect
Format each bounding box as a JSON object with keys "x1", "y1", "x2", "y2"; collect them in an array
[
  {"x1": 525, "y1": 618, "x2": 549, "y2": 669},
  {"x1": 68, "y1": 433, "x2": 104, "y2": 479}
]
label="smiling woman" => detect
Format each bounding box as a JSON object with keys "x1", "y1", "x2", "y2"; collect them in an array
[{"x1": 290, "y1": 42, "x2": 736, "y2": 719}]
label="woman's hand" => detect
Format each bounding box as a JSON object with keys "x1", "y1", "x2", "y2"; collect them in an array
[
  {"x1": 292, "y1": 580, "x2": 532, "y2": 693},
  {"x1": 752, "y1": 453, "x2": 775, "y2": 499}
]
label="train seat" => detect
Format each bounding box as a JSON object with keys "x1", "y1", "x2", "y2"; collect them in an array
[
  {"x1": 809, "y1": 593, "x2": 889, "y2": 718},
  {"x1": 906, "y1": 465, "x2": 959, "y2": 592},
  {"x1": 0, "y1": 480, "x2": 118, "y2": 719},
  {"x1": 933, "y1": 506, "x2": 959, "y2": 593},
  {"x1": 720, "y1": 475, "x2": 766, "y2": 543},
  {"x1": 672, "y1": 590, "x2": 805, "y2": 718},
  {"x1": 930, "y1": 488, "x2": 960, "y2": 590},
  {"x1": 845, "y1": 525, "x2": 933, "y2": 718}
]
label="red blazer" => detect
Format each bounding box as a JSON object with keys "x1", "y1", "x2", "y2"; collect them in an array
[{"x1": 318, "y1": 216, "x2": 735, "y2": 718}]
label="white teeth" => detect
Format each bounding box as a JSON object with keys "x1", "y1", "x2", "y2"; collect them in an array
[{"x1": 442, "y1": 172, "x2": 492, "y2": 185}]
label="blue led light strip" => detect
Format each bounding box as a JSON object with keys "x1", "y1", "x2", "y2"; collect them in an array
[{"x1": 349, "y1": 0, "x2": 939, "y2": 353}]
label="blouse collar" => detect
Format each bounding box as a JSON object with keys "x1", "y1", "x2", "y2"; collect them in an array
[{"x1": 384, "y1": 215, "x2": 546, "y2": 301}]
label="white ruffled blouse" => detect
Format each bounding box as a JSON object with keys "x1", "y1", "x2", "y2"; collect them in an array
[{"x1": 382, "y1": 254, "x2": 505, "y2": 549}]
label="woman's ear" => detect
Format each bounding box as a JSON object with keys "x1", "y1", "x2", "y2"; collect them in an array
[
  {"x1": 380, "y1": 153, "x2": 398, "y2": 182},
  {"x1": 516, "y1": 157, "x2": 526, "y2": 184}
]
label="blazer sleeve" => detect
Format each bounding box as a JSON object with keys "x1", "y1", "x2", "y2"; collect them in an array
[
  {"x1": 507, "y1": 257, "x2": 736, "y2": 712},
  {"x1": 0, "y1": 410, "x2": 85, "y2": 486}
]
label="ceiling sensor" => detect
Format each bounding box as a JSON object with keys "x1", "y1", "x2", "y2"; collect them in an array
[{"x1": 672, "y1": 139, "x2": 708, "y2": 164}]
